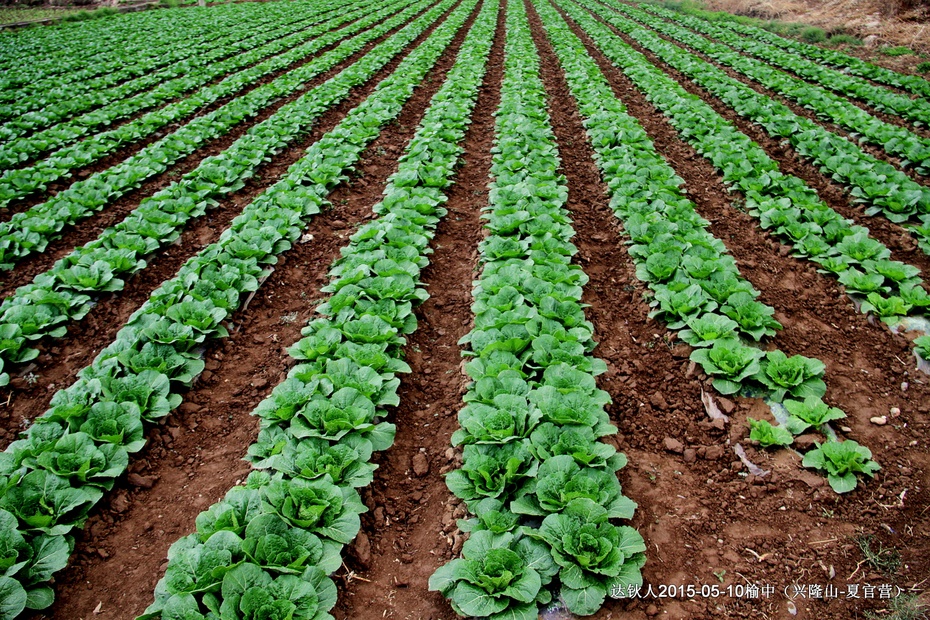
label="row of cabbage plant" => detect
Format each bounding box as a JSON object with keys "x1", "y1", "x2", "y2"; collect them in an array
[
  {"x1": 640, "y1": 3, "x2": 930, "y2": 127},
  {"x1": 672, "y1": 3, "x2": 930, "y2": 100},
  {"x1": 0, "y1": 0, "x2": 422, "y2": 217},
  {"x1": 592, "y1": 0, "x2": 930, "y2": 229},
  {"x1": 0, "y1": 0, "x2": 349, "y2": 142},
  {"x1": 0, "y1": 0, "x2": 365, "y2": 172},
  {"x1": 567, "y1": 0, "x2": 930, "y2": 362},
  {"x1": 0, "y1": 0, "x2": 450, "y2": 388},
  {"x1": 617, "y1": 3, "x2": 930, "y2": 175},
  {"x1": 431, "y1": 2, "x2": 645, "y2": 616},
  {"x1": 539, "y1": 0, "x2": 879, "y2": 494},
  {"x1": 138, "y1": 0, "x2": 498, "y2": 616},
  {"x1": 0, "y1": 0, "x2": 481, "y2": 613}
]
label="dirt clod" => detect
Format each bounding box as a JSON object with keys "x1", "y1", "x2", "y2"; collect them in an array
[
  {"x1": 412, "y1": 453, "x2": 429, "y2": 477},
  {"x1": 127, "y1": 474, "x2": 156, "y2": 489}
]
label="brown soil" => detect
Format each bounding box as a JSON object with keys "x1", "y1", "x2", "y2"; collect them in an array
[
  {"x1": 0, "y1": 5, "x2": 341, "y2": 164},
  {"x1": 20, "y1": 1, "x2": 489, "y2": 617},
  {"x1": 697, "y1": 0, "x2": 930, "y2": 55},
  {"x1": 527, "y1": 0, "x2": 930, "y2": 617},
  {"x1": 630, "y1": 9, "x2": 930, "y2": 183},
  {"x1": 5, "y1": 0, "x2": 930, "y2": 618},
  {"x1": 587, "y1": 5, "x2": 930, "y2": 281},
  {"x1": 334, "y1": 2, "x2": 505, "y2": 617},
  {"x1": 0, "y1": 0, "x2": 461, "y2": 442},
  {"x1": 0, "y1": 0, "x2": 432, "y2": 231}
]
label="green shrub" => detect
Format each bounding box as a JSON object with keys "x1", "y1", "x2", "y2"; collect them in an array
[
  {"x1": 917, "y1": 61, "x2": 930, "y2": 73},
  {"x1": 827, "y1": 33, "x2": 863, "y2": 46},
  {"x1": 60, "y1": 7, "x2": 117, "y2": 22},
  {"x1": 880, "y1": 45, "x2": 914, "y2": 56},
  {"x1": 800, "y1": 26, "x2": 827, "y2": 43}
]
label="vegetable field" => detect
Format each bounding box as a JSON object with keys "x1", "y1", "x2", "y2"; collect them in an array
[{"x1": 1, "y1": 0, "x2": 929, "y2": 618}]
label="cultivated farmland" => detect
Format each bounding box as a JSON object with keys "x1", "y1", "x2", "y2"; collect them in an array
[{"x1": 0, "y1": 0, "x2": 928, "y2": 618}]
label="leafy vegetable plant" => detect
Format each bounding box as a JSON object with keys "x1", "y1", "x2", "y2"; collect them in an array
[
  {"x1": 747, "y1": 418, "x2": 793, "y2": 447},
  {"x1": 802, "y1": 441, "x2": 880, "y2": 493},
  {"x1": 429, "y1": 530, "x2": 557, "y2": 620}
]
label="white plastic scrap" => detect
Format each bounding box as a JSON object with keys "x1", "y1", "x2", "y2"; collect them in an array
[
  {"x1": 701, "y1": 389, "x2": 729, "y2": 422},
  {"x1": 733, "y1": 444, "x2": 769, "y2": 478}
]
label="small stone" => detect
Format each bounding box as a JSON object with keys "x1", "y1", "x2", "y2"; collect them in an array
[
  {"x1": 127, "y1": 474, "x2": 156, "y2": 489},
  {"x1": 179, "y1": 402, "x2": 201, "y2": 415},
  {"x1": 798, "y1": 471, "x2": 826, "y2": 488},
  {"x1": 351, "y1": 532, "x2": 371, "y2": 569},
  {"x1": 650, "y1": 392, "x2": 668, "y2": 410},
  {"x1": 445, "y1": 447, "x2": 456, "y2": 461},
  {"x1": 717, "y1": 397, "x2": 736, "y2": 414},
  {"x1": 412, "y1": 453, "x2": 429, "y2": 476},
  {"x1": 870, "y1": 416, "x2": 888, "y2": 426},
  {"x1": 452, "y1": 533, "x2": 464, "y2": 555},
  {"x1": 703, "y1": 445, "x2": 724, "y2": 461},
  {"x1": 683, "y1": 448, "x2": 697, "y2": 463},
  {"x1": 646, "y1": 604, "x2": 659, "y2": 616},
  {"x1": 97, "y1": 548, "x2": 109, "y2": 559},
  {"x1": 889, "y1": 407, "x2": 901, "y2": 417},
  {"x1": 252, "y1": 377, "x2": 268, "y2": 390},
  {"x1": 794, "y1": 434, "x2": 821, "y2": 450},
  {"x1": 111, "y1": 494, "x2": 130, "y2": 514},
  {"x1": 663, "y1": 437, "x2": 684, "y2": 454},
  {"x1": 671, "y1": 345, "x2": 690, "y2": 359}
]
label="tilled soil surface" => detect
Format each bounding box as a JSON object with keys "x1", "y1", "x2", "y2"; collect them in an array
[
  {"x1": 0, "y1": 0, "x2": 457, "y2": 445},
  {"x1": 4, "y1": 0, "x2": 930, "y2": 619}
]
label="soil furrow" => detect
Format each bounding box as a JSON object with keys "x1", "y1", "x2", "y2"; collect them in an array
[
  {"x1": 0, "y1": 2, "x2": 400, "y2": 217},
  {"x1": 0, "y1": 0, "x2": 468, "y2": 443},
  {"x1": 628, "y1": 17, "x2": 930, "y2": 188},
  {"x1": 665, "y1": 25, "x2": 930, "y2": 144},
  {"x1": 0, "y1": 2, "x2": 433, "y2": 277},
  {"x1": 556, "y1": 0, "x2": 930, "y2": 427},
  {"x1": 332, "y1": 2, "x2": 505, "y2": 618},
  {"x1": 0, "y1": 6, "x2": 341, "y2": 153},
  {"x1": 584, "y1": 5, "x2": 930, "y2": 279},
  {"x1": 527, "y1": 0, "x2": 930, "y2": 616},
  {"x1": 20, "y1": 3, "x2": 484, "y2": 617}
]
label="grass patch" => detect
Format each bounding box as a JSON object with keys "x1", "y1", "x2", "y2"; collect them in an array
[
  {"x1": 798, "y1": 26, "x2": 826, "y2": 43},
  {"x1": 880, "y1": 45, "x2": 915, "y2": 57},
  {"x1": 0, "y1": 7, "x2": 86, "y2": 24},
  {"x1": 827, "y1": 33, "x2": 863, "y2": 47},
  {"x1": 60, "y1": 7, "x2": 120, "y2": 22},
  {"x1": 856, "y1": 533, "x2": 902, "y2": 574},
  {"x1": 917, "y1": 61, "x2": 930, "y2": 73},
  {"x1": 864, "y1": 594, "x2": 929, "y2": 620}
]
